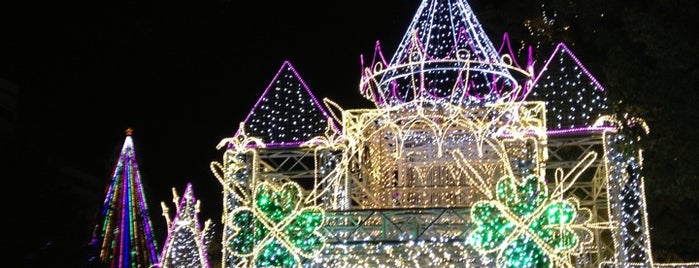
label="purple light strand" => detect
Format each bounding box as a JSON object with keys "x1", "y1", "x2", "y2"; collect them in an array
[
  {"x1": 235, "y1": 61, "x2": 340, "y2": 147},
  {"x1": 119, "y1": 152, "x2": 128, "y2": 268},
  {"x1": 546, "y1": 126, "x2": 616, "y2": 136},
  {"x1": 497, "y1": 126, "x2": 616, "y2": 139},
  {"x1": 126, "y1": 137, "x2": 160, "y2": 265},
  {"x1": 529, "y1": 42, "x2": 606, "y2": 97}
]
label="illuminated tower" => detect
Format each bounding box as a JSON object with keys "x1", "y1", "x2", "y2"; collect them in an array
[
  {"x1": 212, "y1": 61, "x2": 334, "y2": 267},
  {"x1": 159, "y1": 183, "x2": 212, "y2": 268},
  {"x1": 89, "y1": 128, "x2": 160, "y2": 268},
  {"x1": 362, "y1": 0, "x2": 525, "y2": 107}
]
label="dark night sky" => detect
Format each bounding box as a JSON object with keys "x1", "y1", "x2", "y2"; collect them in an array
[{"x1": 2, "y1": 0, "x2": 424, "y2": 262}]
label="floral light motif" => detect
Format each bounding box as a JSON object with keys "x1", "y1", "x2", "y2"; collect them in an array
[
  {"x1": 227, "y1": 181, "x2": 325, "y2": 268},
  {"x1": 302, "y1": 119, "x2": 350, "y2": 208},
  {"x1": 211, "y1": 123, "x2": 265, "y2": 204},
  {"x1": 468, "y1": 175, "x2": 591, "y2": 268}
]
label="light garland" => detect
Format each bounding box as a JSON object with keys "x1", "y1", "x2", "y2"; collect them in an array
[
  {"x1": 336, "y1": 97, "x2": 545, "y2": 209},
  {"x1": 302, "y1": 120, "x2": 351, "y2": 209},
  {"x1": 211, "y1": 124, "x2": 264, "y2": 267},
  {"x1": 360, "y1": 0, "x2": 532, "y2": 108},
  {"x1": 601, "y1": 115, "x2": 655, "y2": 266}
]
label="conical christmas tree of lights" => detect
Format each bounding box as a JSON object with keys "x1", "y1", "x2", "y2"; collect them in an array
[
  {"x1": 158, "y1": 183, "x2": 213, "y2": 268},
  {"x1": 89, "y1": 128, "x2": 160, "y2": 268}
]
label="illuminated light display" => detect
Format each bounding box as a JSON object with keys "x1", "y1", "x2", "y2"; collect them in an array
[
  {"x1": 158, "y1": 183, "x2": 213, "y2": 268},
  {"x1": 211, "y1": 124, "x2": 265, "y2": 267},
  {"x1": 225, "y1": 181, "x2": 325, "y2": 267},
  {"x1": 88, "y1": 128, "x2": 160, "y2": 268},
  {"x1": 301, "y1": 119, "x2": 350, "y2": 210},
  {"x1": 360, "y1": 0, "x2": 529, "y2": 107},
  {"x1": 237, "y1": 61, "x2": 337, "y2": 148},
  {"x1": 202, "y1": 0, "x2": 699, "y2": 267},
  {"x1": 468, "y1": 174, "x2": 593, "y2": 268},
  {"x1": 528, "y1": 43, "x2": 610, "y2": 130}
]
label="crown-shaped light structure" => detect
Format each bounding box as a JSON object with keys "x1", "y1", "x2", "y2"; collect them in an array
[
  {"x1": 237, "y1": 61, "x2": 335, "y2": 147},
  {"x1": 528, "y1": 43, "x2": 610, "y2": 131},
  {"x1": 360, "y1": 0, "x2": 533, "y2": 108},
  {"x1": 159, "y1": 183, "x2": 212, "y2": 268}
]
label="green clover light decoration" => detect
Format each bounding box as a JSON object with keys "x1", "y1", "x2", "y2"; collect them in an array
[
  {"x1": 468, "y1": 175, "x2": 592, "y2": 268},
  {"x1": 227, "y1": 181, "x2": 325, "y2": 268}
]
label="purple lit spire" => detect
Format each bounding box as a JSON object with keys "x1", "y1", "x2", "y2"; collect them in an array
[
  {"x1": 237, "y1": 61, "x2": 337, "y2": 147},
  {"x1": 159, "y1": 183, "x2": 211, "y2": 268}
]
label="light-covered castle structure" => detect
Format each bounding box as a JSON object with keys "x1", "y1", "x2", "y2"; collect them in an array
[{"x1": 161, "y1": 0, "x2": 699, "y2": 267}]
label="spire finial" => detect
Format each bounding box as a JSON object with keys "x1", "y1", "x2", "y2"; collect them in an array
[{"x1": 125, "y1": 128, "x2": 134, "y2": 136}]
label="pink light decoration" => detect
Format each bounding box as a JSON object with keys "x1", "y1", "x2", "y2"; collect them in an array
[
  {"x1": 497, "y1": 32, "x2": 536, "y2": 99},
  {"x1": 359, "y1": 40, "x2": 390, "y2": 106},
  {"x1": 497, "y1": 126, "x2": 616, "y2": 139},
  {"x1": 546, "y1": 126, "x2": 616, "y2": 136}
]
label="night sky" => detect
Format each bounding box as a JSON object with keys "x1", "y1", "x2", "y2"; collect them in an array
[
  {"x1": 9, "y1": 0, "x2": 418, "y2": 195},
  {"x1": 3, "y1": 0, "x2": 696, "y2": 266},
  {"x1": 2, "y1": 1, "x2": 422, "y2": 264}
]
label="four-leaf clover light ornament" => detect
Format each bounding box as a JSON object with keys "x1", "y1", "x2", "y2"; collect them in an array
[
  {"x1": 227, "y1": 181, "x2": 325, "y2": 268},
  {"x1": 467, "y1": 174, "x2": 593, "y2": 268}
]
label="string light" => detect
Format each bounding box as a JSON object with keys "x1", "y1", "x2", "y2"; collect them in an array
[
  {"x1": 237, "y1": 61, "x2": 338, "y2": 147},
  {"x1": 158, "y1": 183, "x2": 213, "y2": 268},
  {"x1": 528, "y1": 43, "x2": 610, "y2": 130},
  {"x1": 89, "y1": 129, "x2": 160, "y2": 268},
  {"x1": 359, "y1": 0, "x2": 532, "y2": 108},
  {"x1": 225, "y1": 181, "x2": 325, "y2": 267}
]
